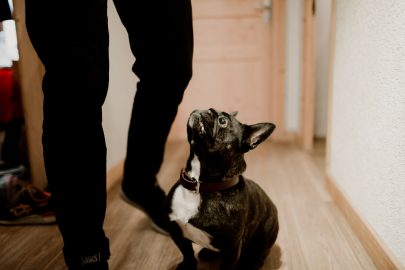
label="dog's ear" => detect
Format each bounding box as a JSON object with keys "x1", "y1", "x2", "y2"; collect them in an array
[
  {"x1": 230, "y1": 111, "x2": 238, "y2": 117},
  {"x1": 241, "y1": 123, "x2": 276, "y2": 152}
]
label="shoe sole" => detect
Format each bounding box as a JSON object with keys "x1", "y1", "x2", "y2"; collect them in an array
[
  {"x1": 0, "y1": 214, "x2": 56, "y2": 225},
  {"x1": 119, "y1": 190, "x2": 169, "y2": 236}
]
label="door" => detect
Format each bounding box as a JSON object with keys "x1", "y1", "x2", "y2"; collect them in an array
[{"x1": 168, "y1": 0, "x2": 286, "y2": 141}]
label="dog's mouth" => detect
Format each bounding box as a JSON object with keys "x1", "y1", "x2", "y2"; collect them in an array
[{"x1": 188, "y1": 112, "x2": 206, "y2": 135}]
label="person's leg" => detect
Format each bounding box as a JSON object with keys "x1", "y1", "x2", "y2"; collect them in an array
[
  {"x1": 25, "y1": 0, "x2": 110, "y2": 268},
  {"x1": 113, "y1": 0, "x2": 193, "y2": 232}
]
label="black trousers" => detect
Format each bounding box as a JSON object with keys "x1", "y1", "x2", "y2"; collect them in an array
[{"x1": 25, "y1": 0, "x2": 193, "y2": 268}]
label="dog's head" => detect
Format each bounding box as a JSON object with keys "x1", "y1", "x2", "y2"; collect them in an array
[{"x1": 186, "y1": 108, "x2": 276, "y2": 181}]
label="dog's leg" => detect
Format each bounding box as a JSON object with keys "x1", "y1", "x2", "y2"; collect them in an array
[
  {"x1": 220, "y1": 241, "x2": 242, "y2": 270},
  {"x1": 169, "y1": 222, "x2": 197, "y2": 270},
  {"x1": 237, "y1": 225, "x2": 278, "y2": 270},
  {"x1": 237, "y1": 243, "x2": 270, "y2": 270},
  {"x1": 198, "y1": 248, "x2": 222, "y2": 261}
]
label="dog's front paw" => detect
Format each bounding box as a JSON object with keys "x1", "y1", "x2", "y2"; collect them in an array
[
  {"x1": 176, "y1": 259, "x2": 197, "y2": 270},
  {"x1": 198, "y1": 248, "x2": 222, "y2": 261}
]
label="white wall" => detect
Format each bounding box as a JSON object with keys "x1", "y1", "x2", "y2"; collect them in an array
[
  {"x1": 103, "y1": 0, "x2": 137, "y2": 169},
  {"x1": 285, "y1": 0, "x2": 302, "y2": 133},
  {"x1": 328, "y1": 0, "x2": 405, "y2": 266}
]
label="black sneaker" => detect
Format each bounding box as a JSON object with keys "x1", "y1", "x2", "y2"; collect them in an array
[
  {"x1": 0, "y1": 174, "x2": 56, "y2": 225},
  {"x1": 120, "y1": 182, "x2": 169, "y2": 235}
]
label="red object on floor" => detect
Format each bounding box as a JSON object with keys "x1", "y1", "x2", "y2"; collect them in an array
[{"x1": 0, "y1": 68, "x2": 22, "y2": 124}]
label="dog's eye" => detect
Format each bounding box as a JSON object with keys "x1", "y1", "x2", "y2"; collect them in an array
[{"x1": 218, "y1": 116, "x2": 228, "y2": 128}]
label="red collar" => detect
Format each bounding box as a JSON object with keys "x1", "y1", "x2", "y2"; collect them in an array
[{"x1": 180, "y1": 168, "x2": 240, "y2": 193}]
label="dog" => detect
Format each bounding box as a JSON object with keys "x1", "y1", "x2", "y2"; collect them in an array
[{"x1": 164, "y1": 108, "x2": 279, "y2": 270}]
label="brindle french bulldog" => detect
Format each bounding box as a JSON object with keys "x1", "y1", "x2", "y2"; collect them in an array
[{"x1": 164, "y1": 108, "x2": 279, "y2": 270}]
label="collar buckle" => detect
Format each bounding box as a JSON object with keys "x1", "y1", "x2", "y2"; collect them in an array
[
  {"x1": 195, "y1": 179, "x2": 200, "y2": 193},
  {"x1": 180, "y1": 168, "x2": 240, "y2": 193}
]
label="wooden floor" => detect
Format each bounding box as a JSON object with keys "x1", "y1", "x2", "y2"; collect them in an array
[{"x1": 0, "y1": 140, "x2": 378, "y2": 270}]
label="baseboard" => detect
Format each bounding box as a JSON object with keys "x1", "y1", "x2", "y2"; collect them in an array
[
  {"x1": 106, "y1": 160, "x2": 124, "y2": 191},
  {"x1": 326, "y1": 175, "x2": 404, "y2": 270}
]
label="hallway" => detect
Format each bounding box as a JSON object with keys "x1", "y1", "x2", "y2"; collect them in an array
[{"x1": 0, "y1": 140, "x2": 377, "y2": 269}]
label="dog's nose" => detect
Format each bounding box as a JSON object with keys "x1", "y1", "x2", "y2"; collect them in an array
[{"x1": 188, "y1": 111, "x2": 201, "y2": 127}]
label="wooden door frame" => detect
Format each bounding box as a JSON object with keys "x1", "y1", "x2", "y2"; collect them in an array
[
  {"x1": 270, "y1": 0, "x2": 288, "y2": 142},
  {"x1": 299, "y1": 0, "x2": 316, "y2": 151}
]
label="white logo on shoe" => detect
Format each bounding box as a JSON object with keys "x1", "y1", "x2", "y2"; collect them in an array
[
  {"x1": 81, "y1": 252, "x2": 101, "y2": 265},
  {"x1": 10, "y1": 204, "x2": 32, "y2": 217}
]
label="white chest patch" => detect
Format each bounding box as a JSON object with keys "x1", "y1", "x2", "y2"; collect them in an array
[
  {"x1": 169, "y1": 155, "x2": 219, "y2": 252},
  {"x1": 169, "y1": 186, "x2": 219, "y2": 251},
  {"x1": 169, "y1": 185, "x2": 200, "y2": 223}
]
